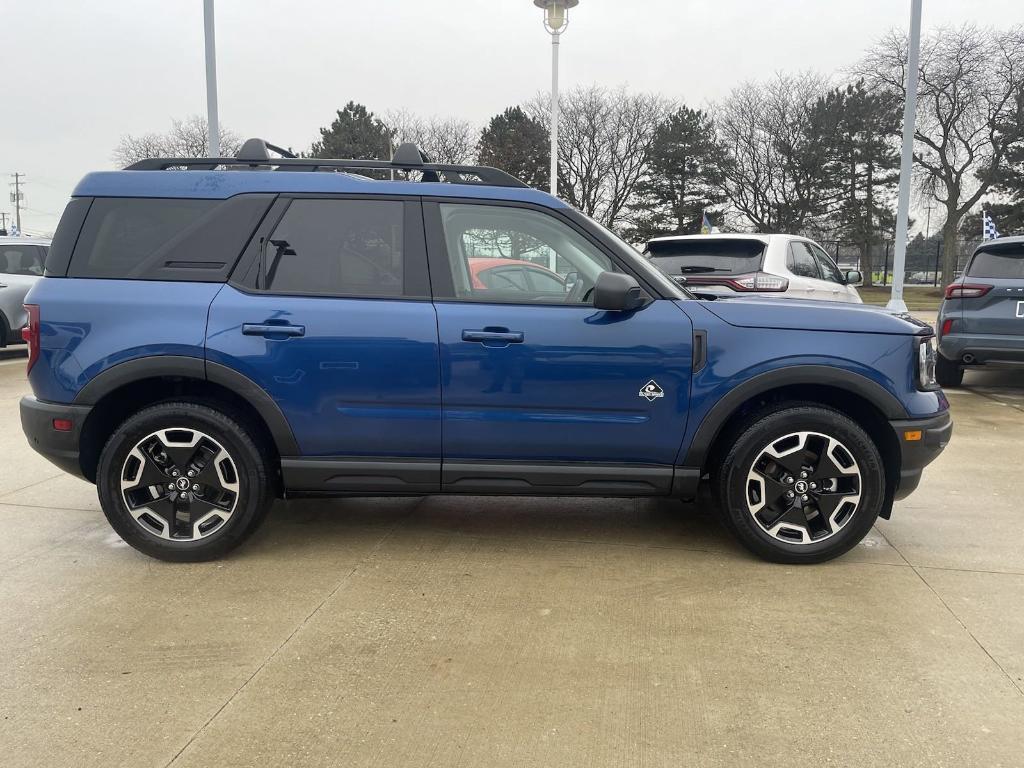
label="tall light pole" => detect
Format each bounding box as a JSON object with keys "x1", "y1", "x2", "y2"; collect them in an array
[
  {"x1": 203, "y1": 0, "x2": 220, "y2": 157},
  {"x1": 887, "y1": 0, "x2": 922, "y2": 314},
  {"x1": 533, "y1": 0, "x2": 579, "y2": 198}
]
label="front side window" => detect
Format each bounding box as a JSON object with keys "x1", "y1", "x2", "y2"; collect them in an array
[
  {"x1": 264, "y1": 199, "x2": 404, "y2": 297},
  {"x1": 0, "y1": 245, "x2": 44, "y2": 276},
  {"x1": 439, "y1": 203, "x2": 613, "y2": 305},
  {"x1": 810, "y1": 244, "x2": 844, "y2": 284},
  {"x1": 787, "y1": 242, "x2": 820, "y2": 279}
]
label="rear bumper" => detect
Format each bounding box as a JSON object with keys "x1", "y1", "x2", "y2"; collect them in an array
[
  {"x1": 19, "y1": 396, "x2": 91, "y2": 480},
  {"x1": 889, "y1": 411, "x2": 953, "y2": 501},
  {"x1": 939, "y1": 333, "x2": 1024, "y2": 365}
]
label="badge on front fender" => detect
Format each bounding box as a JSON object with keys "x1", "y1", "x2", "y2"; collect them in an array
[{"x1": 639, "y1": 380, "x2": 664, "y2": 402}]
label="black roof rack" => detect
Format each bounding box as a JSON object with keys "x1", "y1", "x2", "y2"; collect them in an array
[{"x1": 125, "y1": 137, "x2": 528, "y2": 189}]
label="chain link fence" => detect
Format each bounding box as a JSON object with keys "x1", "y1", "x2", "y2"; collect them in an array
[{"x1": 816, "y1": 237, "x2": 982, "y2": 287}]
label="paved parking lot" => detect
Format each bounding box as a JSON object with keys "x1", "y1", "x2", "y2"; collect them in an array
[{"x1": 1, "y1": 345, "x2": 1023, "y2": 768}]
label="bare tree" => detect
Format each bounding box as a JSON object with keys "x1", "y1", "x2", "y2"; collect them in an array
[
  {"x1": 715, "y1": 73, "x2": 838, "y2": 233},
  {"x1": 385, "y1": 110, "x2": 478, "y2": 164},
  {"x1": 527, "y1": 85, "x2": 672, "y2": 227},
  {"x1": 855, "y1": 25, "x2": 1024, "y2": 282},
  {"x1": 113, "y1": 115, "x2": 242, "y2": 166}
]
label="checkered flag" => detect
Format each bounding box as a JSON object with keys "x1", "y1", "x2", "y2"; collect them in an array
[{"x1": 982, "y1": 209, "x2": 1000, "y2": 241}]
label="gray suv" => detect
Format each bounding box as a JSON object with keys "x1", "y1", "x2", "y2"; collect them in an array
[{"x1": 936, "y1": 236, "x2": 1024, "y2": 387}]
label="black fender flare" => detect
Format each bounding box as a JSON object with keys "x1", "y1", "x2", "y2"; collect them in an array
[
  {"x1": 683, "y1": 364, "x2": 907, "y2": 468},
  {"x1": 74, "y1": 355, "x2": 299, "y2": 456}
]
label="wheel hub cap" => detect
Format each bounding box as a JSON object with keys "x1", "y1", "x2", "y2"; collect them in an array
[
  {"x1": 120, "y1": 428, "x2": 240, "y2": 541},
  {"x1": 745, "y1": 431, "x2": 862, "y2": 545}
]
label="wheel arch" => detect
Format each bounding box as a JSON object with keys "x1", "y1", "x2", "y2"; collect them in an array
[
  {"x1": 75, "y1": 356, "x2": 298, "y2": 485},
  {"x1": 687, "y1": 367, "x2": 903, "y2": 518}
]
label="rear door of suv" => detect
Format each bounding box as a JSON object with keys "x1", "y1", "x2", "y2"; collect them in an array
[
  {"x1": 958, "y1": 240, "x2": 1024, "y2": 337},
  {"x1": 207, "y1": 195, "x2": 441, "y2": 491}
]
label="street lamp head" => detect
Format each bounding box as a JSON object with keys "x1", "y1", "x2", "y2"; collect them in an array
[{"x1": 533, "y1": 0, "x2": 579, "y2": 34}]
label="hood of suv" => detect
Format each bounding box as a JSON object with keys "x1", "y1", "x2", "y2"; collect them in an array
[{"x1": 699, "y1": 296, "x2": 930, "y2": 335}]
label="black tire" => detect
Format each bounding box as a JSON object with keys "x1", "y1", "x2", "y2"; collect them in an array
[
  {"x1": 935, "y1": 354, "x2": 963, "y2": 388},
  {"x1": 716, "y1": 403, "x2": 884, "y2": 564},
  {"x1": 97, "y1": 401, "x2": 273, "y2": 562},
  {"x1": 0, "y1": 311, "x2": 9, "y2": 349}
]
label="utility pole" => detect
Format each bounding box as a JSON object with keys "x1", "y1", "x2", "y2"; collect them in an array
[{"x1": 10, "y1": 173, "x2": 24, "y2": 232}]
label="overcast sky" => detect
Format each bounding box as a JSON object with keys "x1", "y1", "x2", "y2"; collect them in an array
[{"x1": 2, "y1": 0, "x2": 1021, "y2": 235}]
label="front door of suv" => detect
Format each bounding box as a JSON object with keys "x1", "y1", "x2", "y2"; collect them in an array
[
  {"x1": 206, "y1": 196, "x2": 441, "y2": 491},
  {"x1": 425, "y1": 201, "x2": 693, "y2": 494}
]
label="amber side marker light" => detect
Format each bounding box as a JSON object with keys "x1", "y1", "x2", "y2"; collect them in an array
[{"x1": 903, "y1": 430, "x2": 923, "y2": 442}]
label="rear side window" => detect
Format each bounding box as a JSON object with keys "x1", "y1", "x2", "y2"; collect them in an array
[
  {"x1": 0, "y1": 244, "x2": 44, "y2": 276},
  {"x1": 71, "y1": 199, "x2": 214, "y2": 277},
  {"x1": 967, "y1": 246, "x2": 1024, "y2": 279},
  {"x1": 646, "y1": 239, "x2": 764, "y2": 277},
  {"x1": 263, "y1": 199, "x2": 404, "y2": 297},
  {"x1": 68, "y1": 195, "x2": 273, "y2": 281}
]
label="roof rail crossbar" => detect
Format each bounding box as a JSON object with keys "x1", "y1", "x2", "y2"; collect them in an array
[{"x1": 124, "y1": 139, "x2": 528, "y2": 189}]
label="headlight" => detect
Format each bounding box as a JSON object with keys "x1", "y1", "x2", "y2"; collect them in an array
[{"x1": 917, "y1": 336, "x2": 938, "y2": 390}]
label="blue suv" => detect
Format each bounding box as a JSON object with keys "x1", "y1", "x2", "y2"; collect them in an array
[{"x1": 20, "y1": 139, "x2": 951, "y2": 563}]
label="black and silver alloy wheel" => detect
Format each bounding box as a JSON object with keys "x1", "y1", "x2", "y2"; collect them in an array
[
  {"x1": 120, "y1": 428, "x2": 240, "y2": 541},
  {"x1": 745, "y1": 431, "x2": 861, "y2": 545},
  {"x1": 717, "y1": 403, "x2": 883, "y2": 564},
  {"x1": 98, "y1": 402, "x2": 273, "y2": 562}
]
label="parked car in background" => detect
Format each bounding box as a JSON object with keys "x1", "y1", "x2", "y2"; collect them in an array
[
  {"x1": 468, "y1": 257, "x2": 565, "y2": 294},
  {"x1": 0, "y1": 236, "x2": 49, "y2": 347},
  {"x1": 644, "y1": 234, "x2": 863, "y2": 303},
  {"x1": 936, "y1": 236, "x2": 1024, "y2": 387}
]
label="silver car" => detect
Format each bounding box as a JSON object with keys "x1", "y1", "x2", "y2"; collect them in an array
[
  {"x1": 644, "y1": 233, "x2": 863, "y2": 303},
  {"x1": 0, "y1": 237, "x2": 49, "y2": 348}
]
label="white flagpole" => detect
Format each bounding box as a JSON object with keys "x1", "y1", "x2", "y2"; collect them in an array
[{"x1": 887, "y1": 0, "x2": 922, "y2": 314}]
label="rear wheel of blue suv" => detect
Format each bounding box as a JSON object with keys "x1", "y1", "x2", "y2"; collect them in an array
[
  {"x1": 19, "y1": 139, "x2": 952, "y2": 563},
  {"x1": 96, "y1": 402, "x2": 274, "y2": 561}
]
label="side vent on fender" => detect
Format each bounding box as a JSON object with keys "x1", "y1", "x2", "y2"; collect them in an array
[{"x1": 693, "y1": 330, "x2": 707, "y2": 373}]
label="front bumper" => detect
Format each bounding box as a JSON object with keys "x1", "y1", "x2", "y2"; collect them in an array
[
  {"x1": 889, "y1": 410, "x2": 953, "y2": 500},
  {"x1": 19, "y1": 396, "x2": 92, "y2": 480}
]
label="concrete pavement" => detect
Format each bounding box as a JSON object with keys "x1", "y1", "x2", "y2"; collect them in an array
[{"x1": 1, "y1": 347, "x2": 1022, "y2": 767}]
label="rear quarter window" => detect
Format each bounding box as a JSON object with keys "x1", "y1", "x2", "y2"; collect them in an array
[
  {"x1": 68, "y1": 195, "x2": 273, "y2": 281},
  {"x1": 967, "y1": 245, "x2": 1024, "y2": 279},
  {"x1": 645, "y1": 239, "x2": 765, "y2": 277}
]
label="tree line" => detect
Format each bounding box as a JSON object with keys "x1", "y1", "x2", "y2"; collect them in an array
[{"x1": 115, "y1": 24, "x2": 1024, "y2": 285}]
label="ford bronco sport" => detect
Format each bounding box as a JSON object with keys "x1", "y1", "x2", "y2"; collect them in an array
[{"x1": 20, "y1": 139, "x2": 951, "y2": 563}]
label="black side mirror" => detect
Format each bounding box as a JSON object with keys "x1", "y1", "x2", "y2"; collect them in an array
[
  {"x1": 593, "y1": 271, "x2": 650, "y2": 311},
  {"x1": 844, "y1": 269, "x2": 863, "y2": 286}
]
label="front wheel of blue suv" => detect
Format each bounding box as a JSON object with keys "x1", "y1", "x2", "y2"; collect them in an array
[
  {"x1": 716, "y1": 404, "x2": 885, "y2": 564},
  {"x1": 97, "y1": 402, "x2": 274, "y2": 561}
]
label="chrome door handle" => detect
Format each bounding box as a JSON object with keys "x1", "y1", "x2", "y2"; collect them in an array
[{"x1": 242, "y1": 323, "x2": 305, "y2": 337}]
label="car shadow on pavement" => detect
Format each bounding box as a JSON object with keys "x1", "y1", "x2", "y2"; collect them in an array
[{"x1": 241, "y1": 490, "x2": 745, "y2": 560}]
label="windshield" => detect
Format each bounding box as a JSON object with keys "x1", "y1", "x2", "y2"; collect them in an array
[
  {"x1": 967, "y1": 244, "x2": 1024, "y2": 279},
  {"x1": 646, "y1": 238, "x2": 766, "y2": 276}
]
